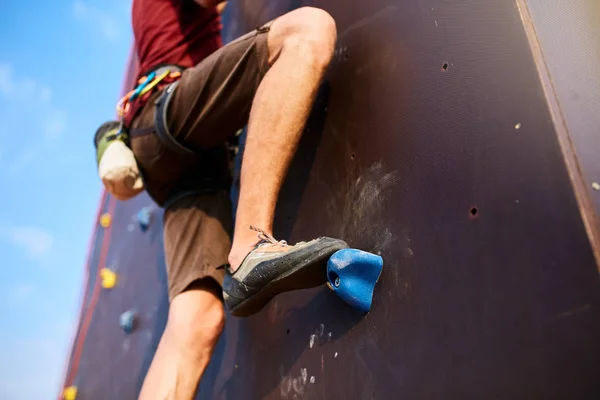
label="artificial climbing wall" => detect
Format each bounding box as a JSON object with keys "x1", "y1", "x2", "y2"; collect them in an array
[{"x1": 60, "y1": 0, "x2": 600, "y2": 399}]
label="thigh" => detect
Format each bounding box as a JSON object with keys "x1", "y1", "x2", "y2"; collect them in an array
[
  {"x1": 167, "y1": 21, "x2": 274, "y2": 150},
  {"x1": 163, "y1": 191, "x2": 233, "y2": 301},
  {"x1": 130, "y1": 92, "x2": 232, "y2": 207}
]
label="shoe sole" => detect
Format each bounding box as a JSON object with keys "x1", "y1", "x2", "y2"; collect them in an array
[{"x1": 227, "y1": 237, "x2": 348, "y2": 317}]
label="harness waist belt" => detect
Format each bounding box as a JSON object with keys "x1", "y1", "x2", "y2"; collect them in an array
[{"x1": 153, "y1": 80, "x2": 197, "y2": 156}]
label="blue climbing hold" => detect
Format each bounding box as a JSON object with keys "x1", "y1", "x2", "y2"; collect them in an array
[
  {"x1": 137, "y1": 207, "x2": 152, "y2": 231},
  {"x1": 119, "y1": 310, "x2": 137, "y2": 334},
  {"x1": 327, "y1": 249, "x2": 383, "y2": 313}
]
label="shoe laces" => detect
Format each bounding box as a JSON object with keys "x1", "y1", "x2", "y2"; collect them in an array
[{"x1": 250, "y1": 225, "x2": 288, "y2": 247}]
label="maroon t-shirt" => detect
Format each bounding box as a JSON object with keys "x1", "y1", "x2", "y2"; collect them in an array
[{"x1": 132, "y1": 0, "x2": 222, "y2": 77}]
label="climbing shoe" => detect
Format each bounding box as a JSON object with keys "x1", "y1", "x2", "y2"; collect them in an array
[{"x1": 223, "y1": 226, "x2": 349, "y2": 317}]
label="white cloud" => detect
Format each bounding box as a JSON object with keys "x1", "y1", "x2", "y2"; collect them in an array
[
  {"x1": 0, "y1": 127, "x2": 5, "y2": 164},
  {"x1": 42, "y1": 109, "x2": 67, "y2": 139},
  {"x1": 0, "y1": 62, "x2": 56, "y2": 104},
  {"x1": 39, "y1": 86, "x2": 53, "y2": 103},
  {"x1": 10, "y1": 284, "x2": 34, "y2": 300},
  {"x1": 72, "y1": 0, "x2": 86, "y2": 17},
  {"x1": 6, "y1": 226, "x2": 54, "y2": 260},
  {"x1": 0, "y1": 63, "x2": 14, "y2": 96},
  {"x1": 73, "y1": 1, "x2": 120, "y2": 42},
  {"x1": 0, "y1": 335, "x2": 69, "y2": 399},
  {"x1": 0, "y1": 301, "x2": 79, "y2": 398},
  {"x1": 0, "y1": 62, "x2": 67, "y2": 172},
  {"x1": 7, "y1": 148, "x2": 38, "y2": 175},
  {"x1": 20, "y1": 78, "x2": 37, "y2": 98}
]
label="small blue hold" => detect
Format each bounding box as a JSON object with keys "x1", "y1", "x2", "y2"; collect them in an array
[
  {"x1": 327, "y1": 249, "x2": 383, "y2": 313},
  {"x1": 137, "y1": 207, "x2": 152, "y2": 231},
  {"x1": 119, "y1": 310, "x2": 137, "y2": 334}
]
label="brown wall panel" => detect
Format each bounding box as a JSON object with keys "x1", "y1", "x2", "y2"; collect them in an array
[{"x1": 60, "y1": 1, "x2": 600, "y2": 398}]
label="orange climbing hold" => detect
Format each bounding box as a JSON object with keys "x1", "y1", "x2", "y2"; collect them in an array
[
  {"x1": 100, "y1": 213, "x2": 112, "y2": 228},
  {"x1": 63, "y1": 386, "x2": 77, "y2": 400},
  {"x1": 100, "y1": 268, "x2": 117, "y2": 289}
]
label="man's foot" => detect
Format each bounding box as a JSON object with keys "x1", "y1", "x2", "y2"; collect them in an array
[{"x1": 222, "y1": 226, "x2": 348, "y2": 317}]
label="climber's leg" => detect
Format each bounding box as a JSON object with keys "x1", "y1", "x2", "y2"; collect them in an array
[
  {"x1": 138, "y1": 192, "x2": 232, "y2": 399},
  {"x1": 227, "y1": 7, "x2": 338, "y2": 272},
  {"x1": 218, "y1": 8, "x2": 348, "y2": 317},
  {"x1": 138, "y1": 279, "x2": 224, "y2": 400}
]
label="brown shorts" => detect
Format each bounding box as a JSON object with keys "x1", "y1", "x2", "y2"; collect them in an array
[{"x1": 129, "y1": 22, "x2": 272, "y2": 300}]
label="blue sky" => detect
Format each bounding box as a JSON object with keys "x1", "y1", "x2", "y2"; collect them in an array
[{"x1": 0, "y1": 1, "x2": 133, "y2": 398}]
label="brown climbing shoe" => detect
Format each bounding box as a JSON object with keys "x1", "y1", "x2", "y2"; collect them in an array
[{"x1": 223, "y1": 226, "x2": 348, "y2": 317}]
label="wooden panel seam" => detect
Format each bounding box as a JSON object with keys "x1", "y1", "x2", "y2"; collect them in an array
[{"x1": 516, "y1": 0, "x2": 600, "y2": 271}]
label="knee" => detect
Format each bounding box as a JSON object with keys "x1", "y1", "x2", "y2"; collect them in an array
[
  {"x1": 165, "y1": 298, "x2": 225, "y2": 358},
  {"x1": 279, "y1": 7, "x2": 337, "y2": 69}
]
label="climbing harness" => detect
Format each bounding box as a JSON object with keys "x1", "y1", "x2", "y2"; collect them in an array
[
  {"x1": 153, "y1": 80, "x2": 197, "y2": 156},
  {"x1": 116, "y1": 66, "x2": 183, "y2": 123},
  {"x1": 98, "y1": 65, "x2": 183, "y2": 166},
  {"x1": 94, "y1": 66, "x2": 186, "y2": 200},
  {"x1": 119, "y1": 64, "x2": 197, "y2": 156}
]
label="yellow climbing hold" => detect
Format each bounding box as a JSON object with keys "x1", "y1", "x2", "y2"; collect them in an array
[
  {"x1": 100, "y1": 213, "x2": 112, "y2": 228},
  {"x1": 63, "y1": 386, "x2": 77, "y2": 400},
  {"x1": 100, "y1": 268, "x2": 117, "y2": 289}
]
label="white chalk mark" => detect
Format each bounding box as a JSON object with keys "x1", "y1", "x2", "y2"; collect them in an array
[
  {"x1": 555, "y1": 303, "x2": 591, "y2": 319},
  {"x1": 292, "y1": 378, "x2": 303, "y2": 395},
  {"x1": 515, "y1": 122, "x2": 521, "y2": 129},
  {"x1": 309, "y1": 334, "x2": 315, "y2": 348},
  {"x1": 334, "y1": 352, "x2": 338, "y2": 358},
  {"x1": 337, "y1": 162, "x2": 399, "y2": 255},
  {"x1": 310, "y1": 376, "x2": 316, "y2": 384},
  {"x1": 328, "y1": 332, "x2": 332, "y2": 341},
  {"x1": 435, "y1": 20, "x2": 438, "y2": 27},
  {"x1": 280, "y1": 372, "x2": 292, "y2": 397},
  {"x1": 338, "y1": 6, "x2": 398, "y2": 41}
]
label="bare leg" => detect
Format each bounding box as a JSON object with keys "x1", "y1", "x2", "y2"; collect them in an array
[
  {"x1": 138, "y1": 280, "x2": 224, "y2": 400},
  {"x1": 228, "y1": 7, "x2": 337, "y2": 270}
]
